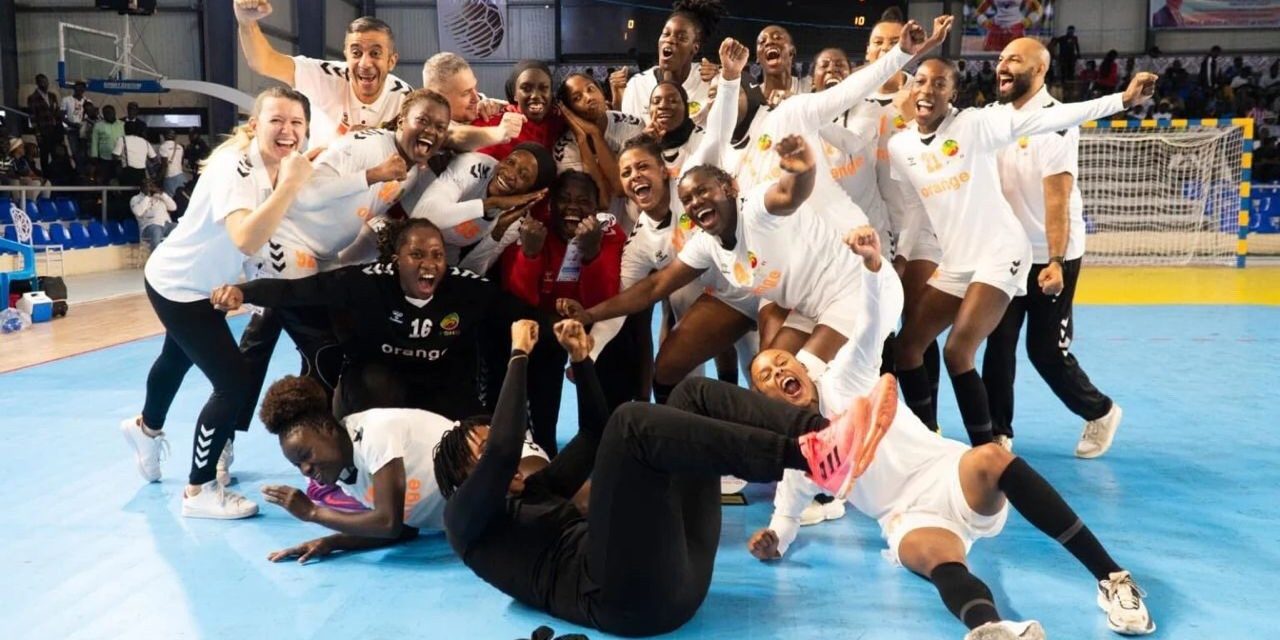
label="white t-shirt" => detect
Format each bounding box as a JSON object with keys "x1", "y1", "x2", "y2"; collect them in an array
[
  {"x1": 818, "y1": 105, "x2": 889, "y2": 240},
  {"x1": 676, "y1": 184, "x2": 863, "y2": 321},
  {"x1": 144, "y1": 140, "x2": 274, "y2": 302},
  {"x1": 114, "y1": 134, "x2": 155, "y2": 169},
  {"x1": 340, "y1": 408, "x2": 453, "y2": 531},
  {"x1": 274, "y1": 128, "x2": 421, "y2": 263},
  {"x1": 130, "y1": 191, "x2": 176, "y2": 228},
  {"x1": 870, "y1": 90, "x2": 915, "y2": 246},
  {"x1": 994, "y1": 87, "x2": 1087, "y2": 263},
  {"x1": 292, "y1": 56, "x2": 413, "y2": 148},
  {"x1": 621, "y1": 66, "x2": 717, "y2": 127},
  {"x1": 410, "y1": 152, "x2": 500, "y2": 263},
  {"x1": 553, "y1": 111, "x2": 646, "y2": 173},
  {"x1": 888, "y1": 93, "x2": 1126, "y2": 270},
  {"x1": 61, "y1": 96, "x2": 86, "y2": 126},
  {"x1": 157, "y1": 140, "x2": 186, "y2": 178},
  {"x1": 767, "y1": 265, "x2": 967, "y2": 555},
  {"x1": 734, "y1": 47, "x2": 915, "y2": 236}
]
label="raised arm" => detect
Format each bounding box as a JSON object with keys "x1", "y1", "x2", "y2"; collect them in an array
[
  {"x1": 586, "y1": 239, "x2": 653, "y2": 360},
  {"x1": 210, "y1": 264, "x2": 363, "y2": 311},
  {"x1": 762, "y1": 136, "x2": 816, "y2": 216},
  {"x1": 224, "y1": 151, "x2": 313, "y2": 255},
  {"x1": 683, "y1": 39, "x2": 749, "y2": 172},
  {"x1": 990, "y1": 73, "x2": 1156, "y2": 148},
  {"x1": 443, "y1": 322, "x2": 535, "y2": 547},
  {"x1": 290, "y1": 150, "x2": 408, "y2": 211},
  {"x1": 534, "y1": 321, "x2": 609, "y2": 497},
  {"x1": 558, "y1": 258, "x2": 703, "y2": 324},
  {"x1": 233, "y1": 1, "x2": 297, "y2": 85}
]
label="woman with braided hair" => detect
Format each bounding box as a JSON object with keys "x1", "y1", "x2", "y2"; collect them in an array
[
  {"x1": 212, "y1": 218, "x2": 530, "y2": 421},
  {"x1": 615, "y1": 0, "x2": 728, "y2": 128}
]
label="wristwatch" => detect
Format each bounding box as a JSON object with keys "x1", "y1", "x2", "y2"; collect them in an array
[{"x1": 1049, "y1": 256, "x2": 1065, "y2": 266}]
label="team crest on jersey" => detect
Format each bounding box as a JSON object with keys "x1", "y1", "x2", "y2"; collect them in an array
[
  {"x1": 747, "y1": 251, "x2": 758, "y2": 269},
  {"x1": 678, "y1": 212, "x2": 694, "y2": 231},
  {"x1": 893, "y1": 114, "x2": 907, "y2": 130},
  {"x1": 1017, "y1": 136, "x2": 1030, "y2": 149},
  {"x1": 390, "y1": 310, "x2": 405, "y2": 324},
  {"x1": 942, "y1": 140, "x2": 960, "y2": 157},
  {"x1": 441, "y1": 312, "x2": 461, "y2": 333},
  {"x1": 757, "y1": 134, "x2": 773, "y2": 152},
  {"x1": 733, "y1": 262, "x2": 751, "y2": 285},
  {"x1": 688, "y1": 102, "x2": 702, "y2": 116}
]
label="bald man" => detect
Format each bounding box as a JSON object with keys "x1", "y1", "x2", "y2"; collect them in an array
[{"x1": 982, "y1": 38, "x2": 1122, "y2": 457}]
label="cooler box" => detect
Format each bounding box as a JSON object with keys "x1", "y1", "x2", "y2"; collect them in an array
[{"x1": 17, "y1": 291, "x2": 53, "y2": 323}]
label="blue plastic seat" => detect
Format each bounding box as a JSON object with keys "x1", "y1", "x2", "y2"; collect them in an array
[
  {"x1": 37, "y1": 198, "x2": 58, "y2": 222},
  {"x1": 30, "y1": 223, "x2": 52, "y2": 248},
  {"x1": 67, "y1": 222, "x2": 92, "y2": 249},
  {"x1": 47, "y1": 223, "x2": 72, "y2": 249},
  {"x1": 106, "y1": 220, "x2": 128, "y2": 246},
  {"x1": 25, "y1": 200, "x2": 39, "y2": 222},
  {"x1": 0, "y1": 226, "x2": 11, "y2": 254},
  {"x1": 3, "y1": 225, "x2": 16, "y2": 244},
  {"x1": 55, "y1": 198, "x2": 79, "y2": 221},
  {"x1": 121, "y1": 219, "x2": 141, "y2": 243},
  {"x1": 86, "y1": 220, "x2": 111, "y2": 247},
  {"x1": 0, "y1": 198, "x2": 12, "y2": 224}
]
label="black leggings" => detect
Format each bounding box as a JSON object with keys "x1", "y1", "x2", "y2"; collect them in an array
[
  {"x1": 584, "y1": 377, "x2": 827, "y2": 636},
  {"x1": 333, "y1": 359, "x2": 485, "y2": 421},
  {"x1": 233, "y1": 306, "x2": 343, "y2": 431},
  {"x1": 142, "y1": 280, "x2": 250, "y2": 486}
]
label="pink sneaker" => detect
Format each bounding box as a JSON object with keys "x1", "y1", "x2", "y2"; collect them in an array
[
  {"x1": 305, "y1": 478, "x2": 367, "y2": 512},
  {"x1": 799, "y1": 374, "x2": 897, "y2": 499}
]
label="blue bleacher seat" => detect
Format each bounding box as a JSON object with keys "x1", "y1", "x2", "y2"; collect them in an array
[
  {"x1": 47, "y1": 223, "x2": 72, "y2": 249},
  {"x1": 0, "y1": 203, "x2": 11, "y2": 225},
  {"x1": 30, "y1": 224, "x2": 52, "y2": 248},
  {"x1": 67, "y1": 222, "x2": 91, "y2": 249},
  {"x1": 86, "y1": 220, "x2": 111, "y2": 247},
  {"x1": 106, "y1": 220, "x2": 128, "y2": 246},
  {"x1": 26, "y1": 200, "x2": 39, "y2": 222},
  {"x1": 55, "y1": 198, "x2": 79, "y2": 221},
  {"x1": 3, "y1": 225, "x2": 16, "y2": 244},
  {"x1": 37, "y1": 198, "x2": 58, "y2": 222},
  {"x1": 0, "y1": 227, "x2": 11, "y2": 254},
  {"x1": 121, "y1": 219, "x2": 140, "y2": 243}
]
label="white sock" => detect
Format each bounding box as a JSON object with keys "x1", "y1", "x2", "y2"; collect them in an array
[{"x1": 795, "y1": 349, "x2": 828, "y2": 377}]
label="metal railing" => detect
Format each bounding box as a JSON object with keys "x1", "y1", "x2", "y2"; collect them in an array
[{"x1": 1, "y1": 185, "x2": 142, "y2": 225}]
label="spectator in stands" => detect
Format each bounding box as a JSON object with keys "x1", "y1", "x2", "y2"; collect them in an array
[
  {"x1": 91, "y1": 104, "x2": 124, "y2": 184},
  {"x1": 1053, "y1": 25, "x2": 1080, "y2": 83},
  {"x1": 979, "y1": 60, "x2": 996, "y2": 95},
  {"x1": 45, "y1": 142, "x2": 77, "y2": 187},
  {"x1": 1078, "y1": 60, "x2": 1099, "y2": 94},
  {"x1": 8, "y1": 137, "x2": 50, "y2": 199},
  {"x1": 171, "y1": 173, "x2": 195, "y2": 221},
  {"x1": 114, "y1": 120, "x2": 155, "y2": 189},
  {"x1": 1254, "y1": 131, "x2": 1279, "y2": 182},
  {"x1": 1162, "y1": 58, "x2": 1190, "y2": 94},
  {"x1": 0, "y1": 136, "x2": 16, "y2": 184},
  {"x1": 1137, "y1": 47, "x2": 1162, "y2": 75},
  {"x1": 1200, "y1": 46, "x2": 1224, "y2": 90},
  {"x1": 185, "y1": 131, "x2": 210, "y2": 174},
  {"x1": 1229, "y1": 67, "x2": 1255, "y2": 92},
  {"x1": 157, "y1": 130, "x2": 187, "y2": 196},
  {"x1": 130, "y1": 177, "x2": 177, "y2": 252},
  {"x1": 1264, "y1": 60, "x2": 1280, "y2": 91},
  {"x1": 1149, "y1": 99, "x2": 1174, "y2": 120},
  {"x1": 26, "y1": 73, "x2": 62, "y2": 173},
  {"x1": 124, "y1": 101, "x2": 147, "y2": 137},
  {"x1": 1097, "y1": 50, "x2": 1120, "y2": 93},
  {"x1": 61, "y1": 81, "x2": 90, "y2": 168}
]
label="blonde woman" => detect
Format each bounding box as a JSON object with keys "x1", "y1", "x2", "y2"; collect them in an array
[{"x1": 120, "y1": 87, "x2": 315, "y2": 519}]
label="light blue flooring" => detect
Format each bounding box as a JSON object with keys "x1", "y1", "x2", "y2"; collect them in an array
[{"x1": 1, "y1": 306, "x2": 1278, "y2": 639}]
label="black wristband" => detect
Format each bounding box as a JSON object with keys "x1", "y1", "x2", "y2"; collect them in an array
[
  {"x1": 510, "y1": 348, "x2": 529, "y2": 359},
  {"x1": 1049, "y1": 256, "x2": 1065, "y2": 266}
]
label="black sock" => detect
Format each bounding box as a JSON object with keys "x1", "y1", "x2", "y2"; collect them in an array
[
  {"x1": 898, "y1": 365, "x2": 938, "y2": 430},
  {"x1": 879, "y1": 333, "x2": 897, "y2": 376},
  {"x1": 814, "y1": 493, "x2": 835, "y2": 504},
  {"x1": 925, "y1": 339, "x2": 941, "y2": 408},
  {"x1": 931, "y1": 562, "x2": 1000, "y2": 629},
  {"x1": 783, "y1": 438, "x2": 808, "y2": 471},
  {"x1": 998, "y1": 457, "x2": 1123, "y2": 581},
  {"x1": 652, "y1": 380, "x2": 676, "y2": 405},
  {"x1": 951, "y1": 369, "x2": 994, "y2": 446}
]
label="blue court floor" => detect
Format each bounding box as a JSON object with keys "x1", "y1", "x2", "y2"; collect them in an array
[{"x1": 1, "y1": 305, "x2": 1277, "y2": 639}]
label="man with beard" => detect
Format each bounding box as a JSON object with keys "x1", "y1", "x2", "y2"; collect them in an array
[{"x1": 982, "y1": 38, "x2": 1122, "y2": 457}]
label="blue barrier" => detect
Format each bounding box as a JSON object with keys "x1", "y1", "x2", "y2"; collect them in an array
[{"x1": 1251, "y1": 184, "x2": 1280, "y2": 234}]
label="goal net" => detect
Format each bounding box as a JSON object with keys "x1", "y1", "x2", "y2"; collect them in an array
[{"x1": 1078, "y1": 120, "x2": 1247, "y2": 266}]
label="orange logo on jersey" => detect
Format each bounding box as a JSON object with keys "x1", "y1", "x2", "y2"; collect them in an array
[
  {"x1": 688, "y1": 101, "x2": 703, "y2": 116},
  {"x1": 367, "y1": 478, "x2": 423, "y2": 520},
  {"x1": 356, "y1": 206, "x2": 373, "y2": 220},
  {"x1": 830, "y1": 156, "x2": 866, "y2": 181},
  {"x1": 752, "y1": 270, "x2": 782, "y2": 296},
  {"x1": 893, "y1": 114, "x2": 907, "y2": 129},
  {"x1": 919, "y1": 171, "x2": 972, "y2": 198},
  {"x1": 757, "y1": 134, "x2": 773, "y2": 152},
  {"x1": 452, "y1": 220, "x2": 483, "y2": 240},
  {"x1": 733, "y1": 262, "x2": 750, "y2": 284},
  {"x1": 294, "y1": 251, "x2": 317, "y2": 270},
  {"x1": 378, "y1": 180, "x2": 402, "y2": 204},
  {"x1": 941, "y1": 139, "x2": 960, "y2": 157},
  {"x1": 1017, "y1": 136, "x2": 1030, "y2": 149},
  {"x1": 441, "y1": 312, "x2": 460, "y2": 331}
]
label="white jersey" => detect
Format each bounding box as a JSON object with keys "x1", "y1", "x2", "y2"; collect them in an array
[
  {"x1": 767, "y1": 265, "x2": 967, "y2": 555},
  {"x1": 621, "y1": 66, "x2": 716, "y2": 127},
  {"x1": 340, "y1": 408, "x2": 453, "y2": 531},
  {"x1": 818, "y1": 105, "x2": 890, "y2": 247},
  {"x1": 271, "y1": 128, "x2": 422, "y2": 268},
  {"x1": 870, "y1": 90, "x2": 916, "y2": 250},
  {"x1": 292, "y1": 56, "x2": 414, "y2": 147},
  {"x1": 676, "y1": 184, "x2": 864, "y2": 321},
  {"x1": 994, "y1": 87, "x2": 1087, "y2": 263},
  {"x1": 410, "y1": 152, "x2": 501, "y2": 263},
  {"x1": 734, "y1": 47, "x2": 914, "y2": 236},
  {"x1": 552, "y1": 111, "x2": 646, "y2": 173},
  {"x1": 888, "y1": 93, "x2": 1126, "y2": 271},
  {"x1": 144, "y1": 140, "x2": 273, "y2": 302}
]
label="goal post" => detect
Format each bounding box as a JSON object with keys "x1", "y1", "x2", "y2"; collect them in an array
[{"x1": 1078, "y1": 118, "x2": 1254, "y2": 268}]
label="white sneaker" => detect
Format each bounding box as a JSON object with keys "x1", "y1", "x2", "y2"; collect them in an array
[
  {"x1": 799, "y1": 497, "x2": 847, "y2": 526},
  {"x1": 181, "y1": 481, "x2": 259, "y2": 519},
  {"x1": 994, "y1": 435, "x2": 1014, "y2": 452},
  {"x1": 120, "y1": 415, "x2": 169, "y2": 482},
  {"x1": 216, "y1": 440, "x2": 235, "y2": 488},
  {"x1": 720, "y1": 476, "x2": 748, "y2": 494},
  {"x1": 1076, "y1": 404, "x2": 1123, "y2": 459},
  {"x1": 1097, "y1": 570, "x2": 1155, "y2": 635},
  {"x1": 964, "y1": 620, "x2": 1046, "y2": 640}
]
